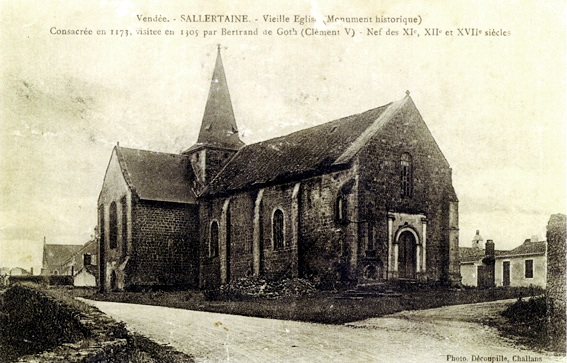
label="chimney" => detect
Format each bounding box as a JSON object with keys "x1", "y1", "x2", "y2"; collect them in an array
[
  {"x1": 30, "y1": 267, "x2": 33, "y2": 275},
  {"x1": 485, "y1": 239, "x2": 495, "y2": 257}
]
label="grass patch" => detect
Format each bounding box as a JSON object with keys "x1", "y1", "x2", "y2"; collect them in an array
[
  {"x1": 88, "y1": 285, "x2": 539, "y2": 325},
  {"x1": 493, "y1": 296, "x2": 566, "y2": 354},
  {"x1": 0, "y1": 285, "x2": 194, "y2": 362}
]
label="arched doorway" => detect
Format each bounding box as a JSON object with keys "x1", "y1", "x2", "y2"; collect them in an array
[{"x1": 398, "y1": 231, "x2": 417, "y2": 279}]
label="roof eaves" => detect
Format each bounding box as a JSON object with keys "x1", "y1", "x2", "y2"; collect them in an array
[
  {"x1": 115, "y1": 146, "x2": 139, "y2": 198},
  {"x1": 496, "y1": 251, "x2": 546, "y2": 259},
  {"x1": 202, "y1": 162, "x2": 350, "y2": 198},
  {"x1": 137, "y1": 196, "x2": 198, "y2": 205}
]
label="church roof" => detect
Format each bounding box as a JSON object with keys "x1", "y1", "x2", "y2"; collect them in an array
[
  {"x1": 203, "y1": 101, "x2": 395, "y2": 196},
  {"x1": 43, "y1": 244, "x2": 84, "y2": 269},
  {"x1": 185, "y1": 47, "x2": 244, "y2": 152},
  {"x1": 116, "y1": 146, "x2": 197, "y2": 204}
]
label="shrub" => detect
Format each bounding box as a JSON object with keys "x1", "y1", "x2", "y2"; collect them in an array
[{"x1": 1, "y1": 285, "x2": 90, "y2": 357}]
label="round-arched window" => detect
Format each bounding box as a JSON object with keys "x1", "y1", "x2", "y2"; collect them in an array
[
  {"x1": 272, "y1": 209, "x2": 284, "y2": 250},
  {"x1": 209, "y1": 221, "x2": 219, "y2": 257}
]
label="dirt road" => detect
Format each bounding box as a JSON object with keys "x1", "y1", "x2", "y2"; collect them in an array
[{"x1": 82, "y1": 298, "x2": 565, "y2": 363}]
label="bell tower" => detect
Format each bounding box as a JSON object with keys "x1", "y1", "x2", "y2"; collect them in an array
[{"x1": 184, "y1": 46, "x2": 244, "y2": 189}]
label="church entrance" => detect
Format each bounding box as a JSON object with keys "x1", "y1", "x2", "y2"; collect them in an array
[{"x1": 397, "y1": 231, "x2": 416, "y2": 279}]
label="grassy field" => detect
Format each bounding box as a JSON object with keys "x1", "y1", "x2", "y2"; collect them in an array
[{"x1": 84, "y1": 285, "x2": 541, "y2": 325}]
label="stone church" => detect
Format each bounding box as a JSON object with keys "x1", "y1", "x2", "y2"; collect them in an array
[{"x1": 97, "y1": 49, "x2": 460, "y2": 291}]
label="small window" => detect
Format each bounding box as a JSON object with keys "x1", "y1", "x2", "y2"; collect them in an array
[
  {"x1": 109, "y1": 202, "x2": 118, "y2": 249},
  {"x1": 98, "y1": 205, "x2": 105, "y2": 248},
  {"x1": 209, "y1": 221, "x2": 219, "y2": 258},
  {"x1": 400, "y1": 153, "x2": 413, "y2": 197},
  {"x1": 525, "y1": 259, "x2": 534, "y2": 278},
  {"x1": 335, "y1": 194, "x2": 347, "y2": 224},
  {"x1": 273, "y1": 209, "x2": 284, "y2": 250},
  {"x1": 121, "y1": 196, "x2": 127, "y2": 255}
]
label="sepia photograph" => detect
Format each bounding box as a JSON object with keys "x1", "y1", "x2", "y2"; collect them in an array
[{"x1": 0, "y1": 0, "x2": 565, "y2": 362}]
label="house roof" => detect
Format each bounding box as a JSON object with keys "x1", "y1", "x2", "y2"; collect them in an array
[
  {"x1": 459, "y1": 241, "x2": 547, "y2": 263},
  {"x1": 500, "y1": 241, "x2": 546, "y2": 258},
  {"x1": 203, "y1": 101, "x2": 395, "y2": 196},
  {"x1": 60, "y1": 239, "x2": 98, "y2": 267},
  {"x1": 43, "y1": 244, "x2": 83, "y2": 269},
  {"x1": 116, "y1": 146, "x2": 197, "y2": 204},
  {"x1": 458, "y1": 247, "x2": 508, "y2": 263},
  {"x1": 78, "y1": 264, "x2": 99, "y2": 277}
]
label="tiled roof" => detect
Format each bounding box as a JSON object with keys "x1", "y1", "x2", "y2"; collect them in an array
[
  {"x1": 60, "y1": 239, "x2": 98, "y2": 266},
  {"x1": 203, "y1": 103, "x2": 392, "y2": 196},
  {"x1": 501, "y1": 241, "x2": 546, "y2": 257},
  {"x1": 458, "y1": 247, "x2": 485, "y2": 262},
  {"x1": 459, "y1": 241, "x2": 546, "y2": 263},
  {"x1": 458, "y1": 247, "x2": 507, "y2": 263},
  {"x1": 82, "y1": 264, "x2": 99, "y2": 277},
  {"x1": 117, "y1": 147, "x2": 197, "y2": 204},
  {"x1": 44, "y1": 244, "x2": 83, "y2": 269}
]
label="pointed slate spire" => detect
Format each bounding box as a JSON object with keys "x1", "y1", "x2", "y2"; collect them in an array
[{"x1": 195, "y1": 45, "x2": 244, "y2": 150}]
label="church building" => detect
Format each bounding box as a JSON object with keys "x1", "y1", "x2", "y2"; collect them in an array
[{"x1": 97, "y1": 48, "x2": 460, "y2": 291}]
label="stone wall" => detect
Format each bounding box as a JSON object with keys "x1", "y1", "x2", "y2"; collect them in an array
[
  {"x1": 97, "y1": 148, "x2": 131, "y2": 291},
  {"x1": 356, "y1": 99, "x2": 457, "y2": 283},
  {"x1": 546, "y1": 213, "x2": 566, "y2": 338},
  {"x1": 297, "y1": 169, "x2": 358, "y2": 284},
  {"x1": 130, "y1": 200, "x2": 200, "y2": 289}
]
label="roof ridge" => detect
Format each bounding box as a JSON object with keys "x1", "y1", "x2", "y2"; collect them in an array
[
  {"x1": 333, "y1": 94, "x2": 409, "y2": 166},
  {"x1": 117, "y1": 145, "x2": 187, "y2": 158},
  {"x1": 240, "y1": 103, "x2": 392, "y2": 149}
]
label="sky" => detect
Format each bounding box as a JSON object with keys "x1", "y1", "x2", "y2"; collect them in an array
[{"x1": 1, "y1": 0, "x2": 565, "y2": 274}]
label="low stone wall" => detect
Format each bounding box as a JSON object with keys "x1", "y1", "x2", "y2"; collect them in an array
[
  {"x1": 546, "y1": 213, "x2": 566, "y2": 351},
  {"x1": 1, "y1": 285, "x2": 130, "y2": 362},
  {"x1": 1, "y1": 285, "x2": 193, "y2": 362}
]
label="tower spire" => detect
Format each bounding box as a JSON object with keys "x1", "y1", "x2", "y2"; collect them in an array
[{"x1": 193, "y1": 46, "x2": 244, "y2": 150}]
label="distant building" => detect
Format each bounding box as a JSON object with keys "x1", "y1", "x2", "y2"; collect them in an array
[
  {"x1": 9, "y1": 267, "x2": 31, "y2": 276},
  {"x1": 459, "y1": 232, "x2": 546, "y2": 288},
  {"x1": 41, "y1": 237, "x2": 83, "y2": 276},
  {"x1": 60, "y1": 239, "x2": 99, "y2": 287},
  {"x1": 74, "y1": 265, "x2": 98, "y2": 287}
]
